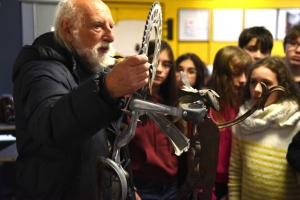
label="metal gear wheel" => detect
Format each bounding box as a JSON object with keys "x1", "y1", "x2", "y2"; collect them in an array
[
  {"x1": 140, "y1": 1, "x2": 162, "y2": 94},
  {"x1": 98, "y1": 2, "x2": 163, "y2": 200}
]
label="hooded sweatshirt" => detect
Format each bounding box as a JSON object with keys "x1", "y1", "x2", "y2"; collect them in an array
[{"x1": 128, "y1": 96, "x2": 179, "y2": 183}]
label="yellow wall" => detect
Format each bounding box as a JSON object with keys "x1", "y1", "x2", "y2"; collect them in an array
[{"x1": 104, "y1": 0, "x2": 300, "y2": 65}]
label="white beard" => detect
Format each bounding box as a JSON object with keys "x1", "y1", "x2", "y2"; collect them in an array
[{"x1": 73, "y1": 32, "x2": 116, "y2": 73}]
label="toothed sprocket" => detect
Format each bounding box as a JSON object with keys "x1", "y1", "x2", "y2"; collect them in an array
[{"x1": 140, "y1": 1, "x2": 162, "y2": 96}]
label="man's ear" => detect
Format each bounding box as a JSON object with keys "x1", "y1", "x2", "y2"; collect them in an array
[{"x1": 61, "y1": 18, "x2": 74, "y2": 42}]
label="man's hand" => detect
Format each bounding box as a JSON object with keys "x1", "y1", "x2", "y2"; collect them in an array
[
  {"x1": 105, "y1": 54, "x2": 150, "y2": 98},
  {"x1": 135, "y1": 191, "x2": 141, "y2": 200}
]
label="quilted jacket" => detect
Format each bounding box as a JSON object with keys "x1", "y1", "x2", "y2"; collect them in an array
[{"x1": 12, "y1": 32, "x2": 131, "y2": 200}]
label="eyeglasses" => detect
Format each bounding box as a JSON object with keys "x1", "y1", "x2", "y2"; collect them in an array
[
  {"x1": 176, "y1": 67, "x2": 197, "y2": 75},
  {"x1": 149, "y1": 58, "x2": 173, "y2": 68},
  {"x1": 287, "y1": 41, "x2": 300, "y2": 50}
]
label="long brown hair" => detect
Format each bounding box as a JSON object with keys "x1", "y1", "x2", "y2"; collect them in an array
[
  {"x1": 175, "y1": 53, "x2": 206, "y2": 90},
  {"x1": 243, "y1": 56, "x2": 300, "y2": 105},
  {"x1": 148, "y1": 40, "x2": 178, "y2": 105},
  {"x1": 207, "y1": 46, "x2": 252, "y2": 122}
]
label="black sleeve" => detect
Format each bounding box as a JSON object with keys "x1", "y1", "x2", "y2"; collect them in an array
[
  {"x1": 97, "y1": 71, "x2": 123, "y2": 108},
  {"x1": 17, "y1": 60, "x2": 123, "y2": 147},
  {"x1": 287, "y1": 130, "x2": 300, "y2": 173}
]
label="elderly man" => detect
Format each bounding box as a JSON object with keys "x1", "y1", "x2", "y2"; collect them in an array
[
  {"x1": 12, "y1": 0, "x2": 149, "y2": 199},
  {"x1": 283, "y1": 24, "x2": 300, "y2": 87}
]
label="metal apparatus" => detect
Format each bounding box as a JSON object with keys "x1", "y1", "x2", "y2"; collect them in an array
[
  {"x1": 176, "y1": 75, "x2": 285, "y2": 199},
  {"x1": 96, "y1": 1, "x2": 286, "y2": 199},
  {"x1": 97, "y1": 2, "x2": 164, "y2": 199}
]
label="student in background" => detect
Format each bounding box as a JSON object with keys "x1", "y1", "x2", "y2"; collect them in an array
[
  {"x1": 175, "y1": 53, "x2": 206, "y2": 99},
  {"x1": 285, "y1": 25, "x2": 300, "y2": 174},
  {"x1": 128, "y1": 40, "x2": 179, "y2": 200},
  {"x1": 175, "y1": 53, "x2": 206, "y2": 137},
  {"x1": 238, "y1": 26, "x2": 273, "y2": 64},
  {"x1": 283, "y1": 24, "x2": 300, "y2": 86},
  {"x1": 229, "y1": 56, "x2": 300, "y2": 199},
  {"x1": 207, "y1": 46, "x2": 252, "y2": 200},
  {"x1": 174, "y1": 53, "x2": 207, "y2": 194}
]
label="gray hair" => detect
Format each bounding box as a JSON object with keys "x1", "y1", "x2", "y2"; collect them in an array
[{"x1": 53, "y1": 0, "x2": 84, "y2": 53}]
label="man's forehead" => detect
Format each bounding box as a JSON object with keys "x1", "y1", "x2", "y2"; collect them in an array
[{"x1": 78, "y1": 0, "x2": 114, "y2": 23}]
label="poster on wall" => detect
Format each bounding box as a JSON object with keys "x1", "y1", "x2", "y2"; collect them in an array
[
  {"x1": 244, "y1": 9, "x2": 277, "y2": 39},
  {"x1": 277, "y1": 9, "x2": 300, "y2": 40},
  {"x1": 178, "y1": 9, "x2": 210, "y2": 41},
  {"x1": 213, "y1": 9, "x2": 243, "y2": 41}
]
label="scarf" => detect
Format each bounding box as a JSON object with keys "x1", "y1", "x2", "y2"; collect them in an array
[{"x1": 237, "y1": 100, "x2": 300, "y2": 135}]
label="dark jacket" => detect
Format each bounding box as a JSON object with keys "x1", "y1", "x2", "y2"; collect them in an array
[
  {"x1": 287, "y1": 130, "x2": 300, "y2": 173},
  {"x1": 12, "y1": 32, "x2": 127, "y2": 199}
]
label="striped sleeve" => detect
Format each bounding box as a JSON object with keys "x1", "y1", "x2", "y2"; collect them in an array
[{"x1": 228, "y1": 125, "x2": 242, "y2": 200}]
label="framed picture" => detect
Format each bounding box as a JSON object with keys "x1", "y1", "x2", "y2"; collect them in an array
[
  {"x1": 213, "y1": 9, "x2": 243, "y2": 41},
  {"x1": 244, "y1": 9, "x2": 277, "y2": 39},
  {"x1": 277, "y1": 9, "x2": 300, "y2": 40},
  {"x1": 178, "y1": 9, "x2": 210, "y2": 41}
]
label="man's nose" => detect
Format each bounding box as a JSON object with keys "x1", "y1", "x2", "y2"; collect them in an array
[{"x1": 103, "y1": 25, "x2": 114, "y2": 43}]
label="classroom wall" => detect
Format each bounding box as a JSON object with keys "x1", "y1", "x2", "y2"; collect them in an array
[
  {"x1": 0, "y1": 0, "x2": 22, "y2": 95},
  {"x1": 0, "y1": 0, "x2": 299, "y2": 95},
  {"x1": 105, "y1": 0, "x2": 300, "y2": 65}
]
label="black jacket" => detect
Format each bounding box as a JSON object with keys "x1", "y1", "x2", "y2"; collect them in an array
[
  {"x1": 287, "y1": 130, "x2": 300, "y2": 173},
  {"x1": 12, "y1": 32, "x2": 129, "y2": 199}
]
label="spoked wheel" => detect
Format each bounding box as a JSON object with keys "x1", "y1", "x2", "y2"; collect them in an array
[{"x1": 97, "y1": 157, "x2": 128, "y2": 200}]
